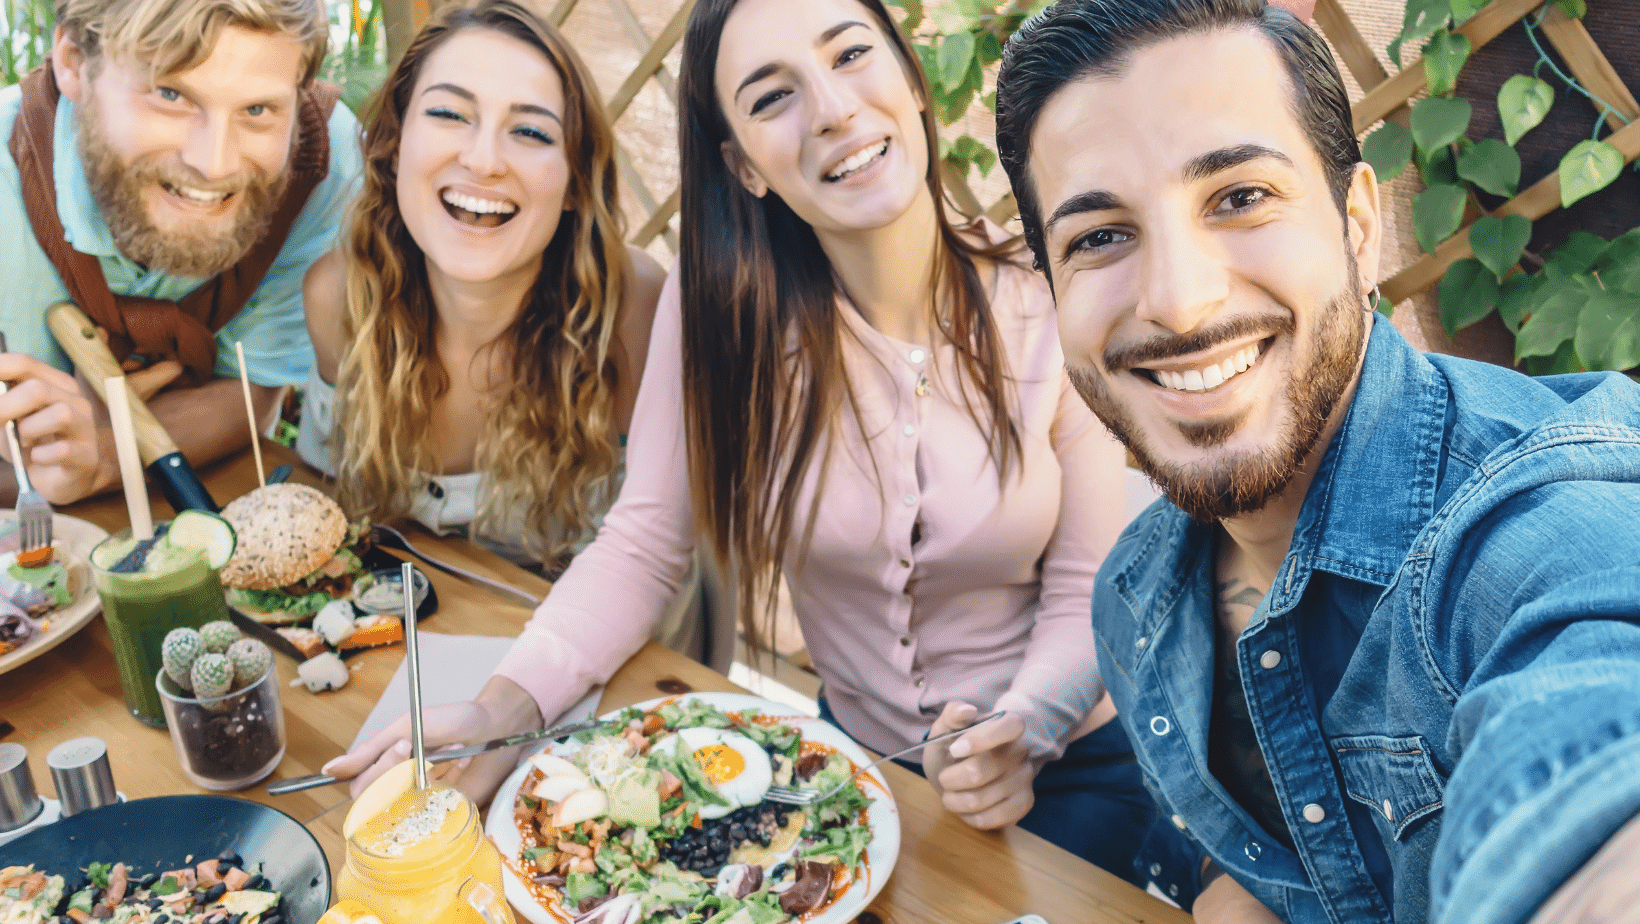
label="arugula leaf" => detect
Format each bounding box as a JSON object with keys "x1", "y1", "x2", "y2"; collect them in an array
[{"x1": 86, "y1": 862, "x2": 112, "y2": 889}]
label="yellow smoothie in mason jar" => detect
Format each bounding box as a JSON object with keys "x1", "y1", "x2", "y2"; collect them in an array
[{"x1": 336, "y1": 762, "x2": 515, "y2": 924}]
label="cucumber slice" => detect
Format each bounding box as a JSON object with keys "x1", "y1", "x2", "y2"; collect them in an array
[{"x1": 165, "y1": 510, "x2": 238, "y2": 569}]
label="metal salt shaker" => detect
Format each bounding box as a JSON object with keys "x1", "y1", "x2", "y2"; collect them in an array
[
  {"x1": 0, "y1": 743, "x2": 43, "y2": 831},
  {"x1": 48, "y1": 736, "x2": 118, "y2": 817}
]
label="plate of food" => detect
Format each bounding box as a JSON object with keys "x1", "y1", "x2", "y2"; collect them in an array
[
  {"x1": 486, "y1": 692, "x2": 899, "y2": 924},
  {"x1": 215, "y1": 484, "x2": 435, "y2": 663},
  {"x1": 0, "y1": 511, "x2": 108, "y2": 675},
  {"x1": 0, "y1": 793, "x2": 330, "y2": 924}
]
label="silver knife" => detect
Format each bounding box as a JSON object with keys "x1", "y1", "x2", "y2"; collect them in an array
[{"x1": 266, "y1": 717, "x2": 616, "y2": 796}]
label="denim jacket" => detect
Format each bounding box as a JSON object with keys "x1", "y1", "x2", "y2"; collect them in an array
[{"x1": 1094, "y1": 319, "x2": 1640, "y2": 924}]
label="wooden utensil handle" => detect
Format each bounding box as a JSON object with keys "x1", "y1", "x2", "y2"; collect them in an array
[{"x1": 46, "y1": 302, "x2": 180, "y2": 464}]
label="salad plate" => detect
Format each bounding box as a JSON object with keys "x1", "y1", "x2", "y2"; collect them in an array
[
  {"x1": 486, "y1": 691, "x2": 901, "y2": 924},
  {"x1": 0, "y1": 511, "x2": 107, "y2": 676}
]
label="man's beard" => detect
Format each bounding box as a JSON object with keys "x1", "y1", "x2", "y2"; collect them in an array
[
  {"x1": 77, "y1": 94, "x2": 291, "y2": 278},
  {"x1": 1067, "y1": 270, "x2": 1366, "y2": 523}
]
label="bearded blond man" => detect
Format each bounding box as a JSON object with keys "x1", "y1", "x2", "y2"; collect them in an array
[{"x1": 0, "y1": 0, "x2": 361, "y2": 504}]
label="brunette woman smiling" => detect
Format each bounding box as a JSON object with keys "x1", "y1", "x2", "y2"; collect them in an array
[{"x1": 330, "y1": 0, "x2": 1152, "y2": 880}]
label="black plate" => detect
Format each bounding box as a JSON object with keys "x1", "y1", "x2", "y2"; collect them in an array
[
  {"x1": 0, "y1": 794, "x2": 330, "y2": 923},
  {"x1": 229, "y1": 546, "x2": 438, "y2": 662}
]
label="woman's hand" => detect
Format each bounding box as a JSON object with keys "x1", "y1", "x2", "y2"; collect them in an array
[
  {"x1": 322, "y1": 677, "x2": 543, "y2": 807},
  {"x1": 1192, "y1": 863, "x2": 1283, "y2": 923},
  {"x1": 922, "y1": 701, "x2": 1036, "y2": 830}
]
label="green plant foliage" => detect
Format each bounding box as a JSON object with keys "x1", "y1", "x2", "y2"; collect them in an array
[
  {"x1": 1558, "y1": 140, "x2": 1625, "y2": 207},
  {"x1": 1456, "y1": 138, "x2": 1520, "y2": 197},
  {"x1": 1515, "y1": 276, "x2": 1598, "y2": 360},
  {"x1": 1363, "y1": 122, "x2": 1415, "y2": 182},
  {"x1": 950, "y1": 134, "x2": 996, "y2": 178},
  {"x1": 1497, "y1": 74, "x2": 1555, "y2": 145},
  {"x1": 1469, "y1": 214, "x2": 1532, "y2": 278},
  {"x1": 1449, "y1": 0, "x2": 1487, "y2": 27},
  {"x1": 1592, "y1": 230, "x2": 1640, "y2": 293},
  {"x1": 1422, "y1": 30, "x2": 1472, "y2": 97},
  {"x1": 1417, "y1": 142, "x2": 1461, "y2": 186},
  {"x1": 1439, "y1": 259, "x2": 1502, "y2": 335},
  {"x1": 1496, "y1": 273, "x2": 1538, "y2": 333},
  {"x1": 1549, "y1": 231, "x2": 1610, "y2": 275},
  {"x1": 1413, "y1": 183, "x2": 1468, "y2": 254},
  {"x1": 1553, "y1": 0, "x2": 1587, "y2": 18},
  {"x1": 1411, "y1": 96, "x2": 1472, "y2": 151},
  {"x1": 1575, "y1": 290, "x2": 1640, "y2": 371},
  {"x1": 937, "y1": 31, "x2": 976, "y2": 91},
  {"x1": 1391, "y1": 0, "x2": 1452, "y2": 67}
]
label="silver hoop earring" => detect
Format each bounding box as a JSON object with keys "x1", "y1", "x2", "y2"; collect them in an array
[{"x1": 1364, "y1": 284, "x2": 1382, "y2": 314}]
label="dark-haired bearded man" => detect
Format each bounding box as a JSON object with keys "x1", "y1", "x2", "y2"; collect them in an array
[
  {"x1": 995, "y1": 1, "x2": 1640, "y2": 922},
  {"x1": 0, "y1": 0, "x2": 360, "y2": 505}
]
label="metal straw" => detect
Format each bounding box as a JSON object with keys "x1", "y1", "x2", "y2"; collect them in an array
[{"x1": 402, "y1": 562, "x2": 427, "y2": 790}]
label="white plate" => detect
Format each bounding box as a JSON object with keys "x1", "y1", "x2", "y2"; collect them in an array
[
  {"x1": 0, "y1": 512, "x2": 108, "y2": 675},
  {"x1": 485, "y1": 691, "x2": 901, "y2": 924}
]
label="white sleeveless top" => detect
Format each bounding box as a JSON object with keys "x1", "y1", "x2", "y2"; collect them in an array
[{"x1": 296, "y1": 370, "x2": 621, "y2": 571}]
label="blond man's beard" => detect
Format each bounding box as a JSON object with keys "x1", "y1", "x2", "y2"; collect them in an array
[{"x1": 76, "y1": 93, "x2": 292, "y2": 278}]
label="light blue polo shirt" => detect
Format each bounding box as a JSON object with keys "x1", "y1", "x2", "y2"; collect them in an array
[{"x1": 0, "y1": 83, "x2": 361, "y2": 386}]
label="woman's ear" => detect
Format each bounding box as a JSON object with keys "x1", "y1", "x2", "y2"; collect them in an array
[{"x1": 721, "y1": 139, "x2": 768, "y2": 198}]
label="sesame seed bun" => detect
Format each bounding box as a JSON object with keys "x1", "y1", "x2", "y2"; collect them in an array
[{"x1": 218, "y1": 484, "x2": 348, "y2": 590}]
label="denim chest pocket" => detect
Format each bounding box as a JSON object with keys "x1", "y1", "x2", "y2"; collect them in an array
[{"x1": 1331, "y1": 734, "x2": 1446, "y2": 841}]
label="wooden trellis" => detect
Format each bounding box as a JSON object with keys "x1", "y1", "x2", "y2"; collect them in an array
[{"x1": 1312, "y1": 0, "x2": 1640, "y2": 305}]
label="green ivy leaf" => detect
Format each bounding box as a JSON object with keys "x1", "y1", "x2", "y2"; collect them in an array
[
  {"x1": 1399, "y1": 0, "x2": 1452, "y2": 56},
  {"x1": 1575, "y1": 290, "x2": 1640, "y2": 371},
  {"x1": 1554, "y1": 0, "x2": 1587, "y2": 18},
  {"x1": 1362, "y1": 122, "x2": 1415, "y2": 182},
  {"x1": 1410, "y1": 96, "x2": 1472, "y2": 152},
  {"x1": 1456, "y1": 138, "x2": 1521, "y2": 197},
  {"x1": 951, "y1": 134, "x2": 997, "y2": 178},
  {"x1": 1498, "y1": 75, "x2": 1555, "y2": 146},
  {"x1": 1516, "y1": 276, "x2": 1597, "y2": 359},
  {"x1": 1418, "y1": 143, "x2": 1460, "y2": 186},
  {"x1": 1559, "y1": 140, "x2": 1624, "y2": 207},
  {"x1": 977, "y1": 31, "x2": 1004, "y2": 66},
  {"x1": 1422, "y1": 30, "x2": 1472, "y2": 97},
  {"x1": 1439, "y1": 259, "x2": 1501, "y2": 335},
  {"x1": 1412, "y1": 183, "x2": 1468, "y2": 254},
  {"x1": 938, "y1": 31, "x2": 976, "y2": 92},
  {"x1": 1469, "y1": 214, "x2": 1532, "y2": 278},
  {"x1": 1497, "y1": 273, "x2": 1539, "y2": 333},
  {"x1": 1592, "y1": 229, "x2": 1640, "y2": 294},
  {"x1": 1449, "y1": 0, "x2": 1487, "y2": 26},
  {"x1": 888, "y1": 0, "x2": 926, "y2": 31},
  {"x1": 1525, "y1": 340, "x2": 1585, "y2": 375},
  {"x1": 1550, "y1": 231, "x2": 1610, "y2": 275}
]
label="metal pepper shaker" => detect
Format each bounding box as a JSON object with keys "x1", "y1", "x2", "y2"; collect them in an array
[
  {"x1": 0, "y1": 743, "x2": 43, "y2": 831},
  {"x1": 47, "y1": 736, "x2": 118, "y2": 817}
]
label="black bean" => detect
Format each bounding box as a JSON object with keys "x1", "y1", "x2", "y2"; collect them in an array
[
  {"x1": 229, "y1": 914, "x2": 246, "y2": 924},
  {"x1": 203, "y1": 882, "x2": 228, "y2": 902},
  {"x1": 759, "y1": 832, "x2": 772, "y2": 847},
  {"x1": 245, "y1": 875, "x2": 269, "y2": 892},
  {"x1": 153, "y1": 915, "x2": 170, "y2": 924},
  {"x1": 699, "y1": 863, "x2": 722, "y2": 878},
  {"x1": 216, "y1": 852, "x2": 242, "y2": 869},
  {"x1": 262, "y1": 915, "x2": 282, "y2": 924},
  {"x1": 139, "y1": 873, "x2": 159, "y2": 888},
  {"x1": 776, "y1": 812, "x2": 788, "y2": 826}
]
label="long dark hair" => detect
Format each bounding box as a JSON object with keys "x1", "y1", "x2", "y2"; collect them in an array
[
  {"x1": 333, "y1": 0, "x2": 627, "y2": 569},
  {"x1": 676, "y1": 0, "x2": 1024, "y2": 647}
]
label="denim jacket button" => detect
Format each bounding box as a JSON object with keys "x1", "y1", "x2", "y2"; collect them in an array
[
  {"x1": 1259, "y1": 649, "x2": 1282, "y2": 669},
  {"x1": 1136, "y1": 636, "x2": 1148, "y2": 649},
  {"x1": 1245, "y1": 841, "x2": 1263, "y2": 861},
  {"x1": 1302, "y1": 803, "x2": 1325, "y2": 823},
  {"x1": 1150, "y1": 716, "x2": 1171, "y2": 736},
  {"x1": 1171, "y1": 814, "x2": 1187, "y2": 830}
]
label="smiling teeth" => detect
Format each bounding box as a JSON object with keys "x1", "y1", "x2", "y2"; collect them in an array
[
  {"x1": 169, "y1": 184, "x2": 229, "y2": 205},
  {"x1": 442, "y1": 191, "x2": 517, "y2": 215},
  {"x1": 1151, "y1": 343, "x2": 1262, "y2": 393},
  {"x1": 825, "y1": 142, "x2": 887, "y2": 181}
]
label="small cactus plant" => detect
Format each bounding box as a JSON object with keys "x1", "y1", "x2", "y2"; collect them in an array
[
  {"x1": 161, "y1": 627, "x2": 205, "y2": 689},
  {"x1": 227, "y1": 638, "x2": 273, "y2": 688},
  {"x1": 200, "y1": 620, "x2": 241, "y2": 654},
  {"x1": 190, "y1": 652, "x2": 235, "y2": 700}
]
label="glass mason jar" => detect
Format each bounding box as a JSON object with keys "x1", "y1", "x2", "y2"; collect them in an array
[{"x1": 336, "y1": 787, "x2": 515, "y2": 924}]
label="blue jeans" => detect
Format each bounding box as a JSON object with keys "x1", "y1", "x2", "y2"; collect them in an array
[{"x1": 817, "y1": 697, "x2": 1153, "y2": 885}]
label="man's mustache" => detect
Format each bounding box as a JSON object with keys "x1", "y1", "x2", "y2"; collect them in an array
[{"x1": 1103, "y1": 314, "x2": 1294, "y2": 371}]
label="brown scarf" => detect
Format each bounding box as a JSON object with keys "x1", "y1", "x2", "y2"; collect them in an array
[{"x1": 8, "y1": 63, "x2": 340, "y2": 386}]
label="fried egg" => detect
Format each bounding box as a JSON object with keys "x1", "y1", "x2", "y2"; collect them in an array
[{"x1": 657, "y1": 726, "x2": 772, "y2": 819}]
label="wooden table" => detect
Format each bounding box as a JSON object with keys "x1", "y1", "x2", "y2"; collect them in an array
[{"x1": 0, "y1": 442, "x2": 1189, "y2": 924}]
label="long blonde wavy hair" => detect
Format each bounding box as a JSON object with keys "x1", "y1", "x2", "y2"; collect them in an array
[{"x1": 333, "y1": 0, "x2": 627, "y2": 568}]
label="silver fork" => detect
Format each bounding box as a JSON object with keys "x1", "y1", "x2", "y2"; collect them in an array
[
  {"x1": 765, "y1": 710, "x2": 1006, "y2": 805},
  {"x1": 371, "y1": 523, "x2": 542, "y2": 607},
  {"x1": 0, "y1": 333, "x2": 52, "y2": 554}
]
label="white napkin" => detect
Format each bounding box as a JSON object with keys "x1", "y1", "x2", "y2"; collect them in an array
[{"x1": 351, "y1": 630, "x2": 601, "y2": 749}]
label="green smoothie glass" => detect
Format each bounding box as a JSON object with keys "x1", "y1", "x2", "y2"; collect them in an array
[{"x1": 92, "y1": 529, "x2": 231, "y2": 727}]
